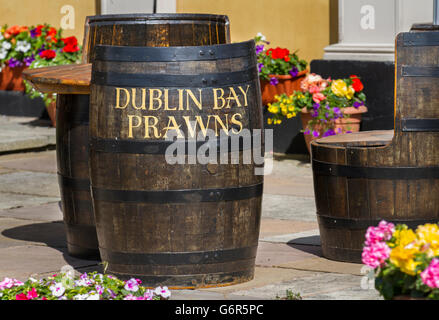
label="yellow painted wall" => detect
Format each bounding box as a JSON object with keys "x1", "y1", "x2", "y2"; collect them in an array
[
  {"x1": 177, "y1": 0, "x2": 332, "y2": 65},
  {"x1": 0, "y1": 0, "x2": 96, "y2": 42}
]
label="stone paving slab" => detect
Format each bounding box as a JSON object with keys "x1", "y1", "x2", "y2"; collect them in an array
[
  {"x1": 0, "y1": 202, "x2": 63, "y2": 221},
  {"x1": 0, "y1": 245, "x2": 98, "y2": 281},
  {"x1": 259, "y1": 219, "x2": 318, "y2": 238},
  {"x1": 0, "y1": 192, "x2": 59, "y2": 210},
  {"x1": 0, "y1": 150, "x2": 57, "y2": 173},
  {"x1": 0, "y1": 171, "x2": 60, "y2": 198},
  {"x1": 261, "y1": 229, "x2": 320, "y2": 246},
  {"x1": 262, "y1": 194, "x2": 317, "y2": 222},
  {"x1": 277, "y1": 257, "x2": 364, "y2": 276},
  {"x1": 0, "y1": 116, "x2": 55, "y2": 153},
  {"x1": 255, "y1": 242, "x2": 322, "y2": 267}
]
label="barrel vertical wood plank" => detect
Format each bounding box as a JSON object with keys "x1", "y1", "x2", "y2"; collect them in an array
[
  {"x1": 89, "y1": 41, "x2": 264, "y2": 288},
  {"x1": 311, "y1": 28, "x2": 439, "y2": 263},
  {"x1": 22, "y1": 14, "x2": 232, "y2": 260}
]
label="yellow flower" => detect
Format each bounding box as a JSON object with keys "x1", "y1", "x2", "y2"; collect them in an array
[
  {"x1": 288, "y1": 106, "x2": 295, "y2": 112},
  {"x1": 346, "y1": 85, "x2": 355, "y2": 100},
  {"x1": 416, "y1": 223, "x2": 439, "y2": 256},
  {"x1": 389, "y1": 229, "x2": 420, "y2": 275},
  {"x1": 331, "y1": 79, "x2": 348, "y2": 98},
  {"x1": 267, "y1": 118, "x2": 273, "y2": 125},
  {"x1": 276, "y1": 119, "x2": 282, "y2": 124},
  {"x1": 287, "y1": 113, "x2": 293, "y2": 118}
]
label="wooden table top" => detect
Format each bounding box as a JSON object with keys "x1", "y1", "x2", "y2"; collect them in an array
[
  {"x1": 22, "y1": 63, "x2": 91, "y2": 95},
  {"x1": 313, "y1": 130, "x2": 394, "y2": 147}
]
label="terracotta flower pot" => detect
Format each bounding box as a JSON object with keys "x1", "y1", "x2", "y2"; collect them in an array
[
  {"x1": 260, "y1": 70, "x2": 307, "y2": 106},
  {"x1": 0, "y1": 65, "x2": 28, "y2": 91},
  {"x1": 300, "y1": 105, "x2": 368, "y2": 153},
  {"x1": 46, "y1": 99, "x2": 57, "y2": 127}
]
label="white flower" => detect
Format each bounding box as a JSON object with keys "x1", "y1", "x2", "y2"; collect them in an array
[
  {"x1": 0, "y1": 34, "x2": 3, "y2": 41},
  {"x1": 15, "y1": 40, "x2": 30, "y2": 53},
  {"x1": 49, "y1": 282, "x2": 65, "y2": 297},
  {"x1": 73, "y1": 294, "x2": 89, "y2": 300},
  {"x1": 0, "y1": 49, "x2": 7, "y2": 60},
  {"x1": 29, "y1": 277, "x2": 37, "y2": 283},
  {"x1": 1, "y1": 41, "x2": 11, "y2": 50},
  {"x1": 257, "y1": 32, "x2": 266, "y2": 41},
  {"x1": 86, "y1": 293, "x2": 100, "y2": 300},
  {"x1": 154, "y1": 286, "x2": 171, "y2": 299},
  {"x1": 0, "y1": 292, "x2": 3, "y2": 298}
]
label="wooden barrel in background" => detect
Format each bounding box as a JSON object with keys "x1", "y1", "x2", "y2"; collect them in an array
[
  {"x1": 54, "y1": 14, "x2": 231, "y2": 259},
  {"x1": 310, "y1": 29, "x2": 439, "y2": 263},
  {"x1": 89, "y1": 40, "x2": 264, "y2": 288}
]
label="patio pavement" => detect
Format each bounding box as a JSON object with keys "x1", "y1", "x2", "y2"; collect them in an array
[{"x1": 0, "y1": 116, "x2": 381, "y2": 300}]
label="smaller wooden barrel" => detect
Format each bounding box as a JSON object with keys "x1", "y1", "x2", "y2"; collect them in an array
[
  {"x1": 56, "y1": 94, "x2": 98, "y2": 258},
  {"x1": 89, "y1": 40, "x2": 263, "y2": 288}
]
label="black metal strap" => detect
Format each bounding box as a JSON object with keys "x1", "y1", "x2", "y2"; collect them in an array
[
  {"x1": 312, "y1": 159, "x2": 439, "y2": 180},
  {"x1": 93, "y1": 40, "x2": 254, "y2": 62},
  {"x1": 90, "y1": 132, "x2": 261, "y2": 155},
  {"x1": 92, "y1": 183, "x2": 263, "y2": 203},
  {"x1": 403, "y1": 32, "x2": 439, "y2": 46},
  {"x1": 99, "y1": 245, "x2": 258, "y2": 265},
  {"x1": 401, "y1": 65, "x2": 439, "y2": 77},
  {"x1": 91, "y1": 67, "x2": 257, "y2": 88},
  {"x1": 400, "y1": 118, "x2": 439, "y2": 132},
  {"x1": 58, "y1": 174, "x2": 90, "y2": 191},
  {"x1": 318, "y1": 215, "x2": 439, "y2": 230}
]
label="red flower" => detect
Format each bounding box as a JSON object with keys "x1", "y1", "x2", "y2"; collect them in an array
[
  {"x1": 266, "y1": 47, "x2": 290, "y2": 60},
  {"x1": 15, "y1": 293, "x2": 29, "y2": 300},
  {"x1": 39, "y1": 49, "x2": 56, "y2": 60},
  {"x1": 350, "y1": 75, "x2": 364, "y2": 92},
  {"x1": 61, "y1": 36, "x2": 79, "y2": 53}
]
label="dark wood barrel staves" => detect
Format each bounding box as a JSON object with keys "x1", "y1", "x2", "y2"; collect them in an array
[
  {"x1": 311, "y1": 29, "x2": 439, "y2": 263},
  {"x1": 89, "y1": 41, "x2": 264, "y2": 288},
  {"x1": 23, "y1": 14, "x2": 231, "y2": 260}
]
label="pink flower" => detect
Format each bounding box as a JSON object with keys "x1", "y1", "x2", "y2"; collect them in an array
[
  {"x1": 0, "y1": 277, "x2": 24, "y2": 290},
  {"x1": 421, "y1": 258, "x2": 439, "y2": 288},
  {"x1": 26, "y1": 288, "x2": 38, "y2": 299},
  {"x1": 362, "y1": 242, "x2": 391, "y2": 268},
  {"x1": 15, "y1": 293, "x2": 28, "y2": 300},
  {"x1": 154, "y1": 286, "x2": 171, "y2": 299},
  {"x1": 143, "y1": 289, "x2": 154, "y2": 300},
  {"x1": 365, "y1": 220, "x2": 395, "y2": 246},
  {"x1": 309, "y1": 85, "x2": 321, "y2": 94},
  {"x1": 124, "y1": 278, "x2": 139, "y2": 292},
  {"x1": 123, "y1": 294, "x2": 138, "y2": 300},
  {"x1": 312, "y1": 93, "x2": 326, "y2": 103}
]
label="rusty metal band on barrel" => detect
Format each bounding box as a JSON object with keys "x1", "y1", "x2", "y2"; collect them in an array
[
  {"x1": 92, "y1": 183, "x2": 263, "y2": 203},
  {"x1": 99, "y1": 245, "x2": 258, "y2": 265},
  {"x1": 312, "y1": 159, "x2": 439, "y2": 179}
]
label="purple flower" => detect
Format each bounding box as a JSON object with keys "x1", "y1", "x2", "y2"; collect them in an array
[
  {"x1": 258, "y1": 63, "x2": 264, "y2": 73},
  {"x1": 322, "y1": 129, "x2": 336, "y2": 137},
  {"x1": 332, "y1": 107, "x2": 343, "y2": 119},
  {"x1": 255, "y1": 44, "x2": 264, "y2": 55},
  {"x1": 269, "y1": 77, "x2": 279, "y2": 86},
  {"x1": 353, "y1": 101, "x2": 364, "y2": 108},
  {"x1": 312, "y1": 103, "x2": 320, "y2": 110},
  {"x1": 312, "y1": 130, "x2": 320, "y2": 138},
  {"x1": 289, "y1": 66, "x2": 299, "y2": 78},
  {"x1": 304, "y1": 129, "x2": 311, "y2": 135},
  {"x1": 30, "y1": 28, "x2": 38, "y2": 38},
  {"x1": 124, "y1": 278, "x2": 139, "y2": 292},
  {"x1": 7, "y1": 58, "x2": 23, "y2": 68},
  {"x1": 23, "y1": 55, "x2": 35, "y2": 67},
  {"x1": 346, "y1": 130, "x2": 352, "y2": 134},
  {"x1": 325, "y1": 112, "x2": 330, "y2": 118},
  {"x1": 311, "y1": 110, "x2": 319, "y2": 117}
]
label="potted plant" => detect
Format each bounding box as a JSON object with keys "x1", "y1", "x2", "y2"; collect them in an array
[
  {"x1": 267, "y1": 73, "x2": 367, "y2": 153},
  {"x1": 0, "y1": 24, "x2": 81, "y2": 126},
  {"x1": 362, "y1": 220, "x2": 439, "y2": 300},
  {"x1": 255, "y1": 33, "x2": 308, "y2": 106}
]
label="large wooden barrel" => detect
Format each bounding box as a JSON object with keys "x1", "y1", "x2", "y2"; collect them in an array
[
  {"x1": 54, "y1": 14, "x2": 231, "y2": 259},
  {"x1": 89, "y1": 40, "x2": 264, "y2": 288},
  {"x1": 311, "y1": 29, "x2": 439, "y2": 263}
]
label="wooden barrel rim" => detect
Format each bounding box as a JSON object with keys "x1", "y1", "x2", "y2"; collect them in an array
[{"x1": 87, "y1": 13, "x2": 230, "y2": 23}]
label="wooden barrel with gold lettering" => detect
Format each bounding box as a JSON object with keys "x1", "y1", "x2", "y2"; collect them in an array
[
  {"x1": 89, "y1": 40, "x2": 264, "y2": 288},
  {"x1": 54, "y1": 14, "x2": 231, "y2": 259}
]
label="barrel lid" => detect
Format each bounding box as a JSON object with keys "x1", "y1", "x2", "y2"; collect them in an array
[
  {"x1": 312, "y1": 130, "x2": 393, "y2": 147},
  {"x1": 87, "y1": 13, "x2": 230, "y2": 24},
  {"x1": 22, "y1": 63, "x2": 91, "y2": 94}
]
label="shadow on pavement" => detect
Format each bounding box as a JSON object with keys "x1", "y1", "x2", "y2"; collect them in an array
[{"x1": 1, "y1": 221, "x2": 101, "y2": 273}]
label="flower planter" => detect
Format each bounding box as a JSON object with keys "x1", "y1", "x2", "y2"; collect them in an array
[
  {"x1": 300, "y1": 105, "x2": 368, "y2": 153},
  {"x1": 45, "y1": 99, "x2": 57, "y2": 127},
  {"x1": 0, "y1": 65, "x2": 27, "y2": 91},
  {"x1": 260, "y1": 70, "x2": 307, "y2": 105}
]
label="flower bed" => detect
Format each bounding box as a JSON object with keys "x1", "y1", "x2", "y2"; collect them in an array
[
  {"x1": 0, "y1": 272, "x2": 171, "y2": 300},
  {"x1": 362, "y1": 221, "x2": 439, "y2": 300}
]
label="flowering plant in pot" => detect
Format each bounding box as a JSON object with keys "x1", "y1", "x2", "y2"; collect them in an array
[
  {"x1": 362, "y1": 220, "x2": 439, "y2": 300},
  {"x1": 267, "y1": 73, "x2": 367, "y2": 152},
  {"x1": 0, "y1": 271, "x2": 171, "y2": 300},
  {"x1": 255, "y1": 33, "x2": 308, "y2": 105}
]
